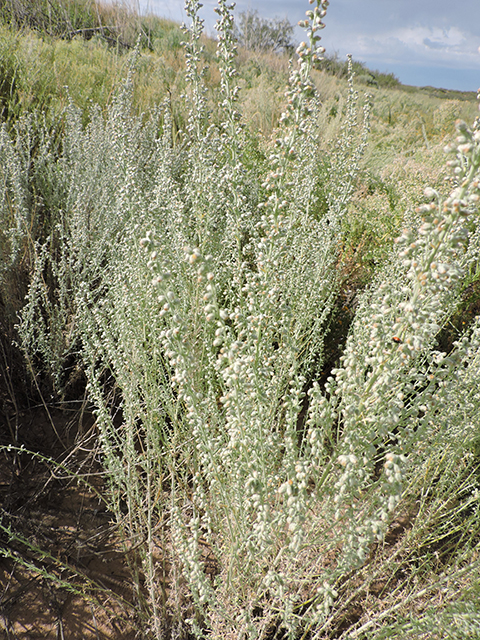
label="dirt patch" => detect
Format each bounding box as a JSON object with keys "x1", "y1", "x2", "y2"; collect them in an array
[{"x1": 0, "y1": 405, "x2": 143, "y2": 639}]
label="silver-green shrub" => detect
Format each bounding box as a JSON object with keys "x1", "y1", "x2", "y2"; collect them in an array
[
  {"x1": 5, "y1": 0, "x2": 480, "y2": 638},
  {"x1": 78, "y1": 0, "x2": 364, "y2": 634}
]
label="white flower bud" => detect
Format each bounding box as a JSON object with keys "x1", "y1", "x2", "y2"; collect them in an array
[{"x1": 424, "y1": 187, "x2": 438, "y2": 198}]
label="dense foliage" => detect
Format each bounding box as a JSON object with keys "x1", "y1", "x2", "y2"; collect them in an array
[
  {"x1": 234, "y1": 9, "x2": 295, "y2": 53},
  {"x1": 1, "y1": 0, "x2": 480, "y2": 638}
]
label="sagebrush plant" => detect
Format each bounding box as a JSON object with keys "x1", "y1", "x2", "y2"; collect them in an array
[
  {"x1": 80, "y1": 0, "x2": 368, "y2": 634},
  {"x1": 2, "y1": 0, "x2": 480, "y2": 638},
  {"x1": 15, "y1": 53, "x2": 166, "y2": 395}
]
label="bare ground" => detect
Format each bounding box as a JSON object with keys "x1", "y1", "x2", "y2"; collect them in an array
[{"x1": 0, "y1": 404, "x2": 143, "y2": 639}]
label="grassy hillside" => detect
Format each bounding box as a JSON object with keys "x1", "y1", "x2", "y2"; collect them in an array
[
  {"x1": 1, "y1": 1, "x2": 480, "y2": 639},
  {"x1": 0, "y1": 0, "x2": 476, "y2": 127}
]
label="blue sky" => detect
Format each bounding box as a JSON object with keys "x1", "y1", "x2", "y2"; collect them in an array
[{"x1": 132, "y1": 0, "x2": 480, "y2": 91}]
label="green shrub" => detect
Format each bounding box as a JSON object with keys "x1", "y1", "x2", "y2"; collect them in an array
[
  {"x1": 234, "y1": 9, "x2": 295, "y2": 54},
  {"x1": 0, "y1": 0, "x2": 136, "y2": 47},
  {"x1": 321, "y1": 52, "x2": 401, "y2": 89}
]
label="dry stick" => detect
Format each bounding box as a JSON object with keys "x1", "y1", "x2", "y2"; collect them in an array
[
  {"x1": 17, "y1": 427, "x2": 106, "y2": 508},
  {"x1": 90, "y1": 603, "x2": 101, "y2": 640},
  {"x1": 0, "y1": 573, "x2": 43, "y2": 609},
  {"x1": 23, "y1": 350, "x2": 66, "y2": 448},
  {"x1": 57, "y1": 616, "x2": 65, "y2": 640}
]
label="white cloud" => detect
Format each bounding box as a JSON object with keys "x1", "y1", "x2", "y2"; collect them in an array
[
  {"x1": 396, "y1": 25, "x2": 465, "y2": 50},
  {"x1": 329, "y1": 24, "x2": 480, "y2": 70},
  {"x1": 134, "y1": 0, "x2": 480, "y2": 89}
]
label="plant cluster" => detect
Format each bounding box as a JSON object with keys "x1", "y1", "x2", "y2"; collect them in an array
[
  {"x1": 0, "y1": 0, "x2": 140, "y2": 48},
  {"x1": 234, "y1": 9, "x2": 295, "y2": 54},
  {"x1": 321, "y1": 52, "x2": 401, "y2": 89},
  {"x1": 0, "y1": 0, "x2": 479, "y2": 638}
]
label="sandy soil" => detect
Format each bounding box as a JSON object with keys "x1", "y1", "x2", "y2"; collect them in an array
[{"x1": 0, "y1": 405, "x2": 141, "y2": 639}]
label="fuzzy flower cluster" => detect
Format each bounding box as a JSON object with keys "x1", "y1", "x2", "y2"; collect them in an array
[
  {"x1": 326, "y1": 55, "x2": 371, "y2": 219},
  {"x1": 258, "y1": 0, "x2": 331, "y2": 247},
  {"x1": 304, "y1": 108, "x2": 480, "y2": 576},
  {"x1": 214, "y1": 0, "x2": 240, "y2": 127},
  {"x1": 181, "y1": 0, "x2": 208, "y2": 137},
  {"x1": 278, "y1": 0, "x2": 329, "y2": 130},
  {"x1": 297, "y1": 0, "x2": 329, "y2": 67},
  {"x1": 171, "y1": 507, "x2": 217, "y2": 610}
]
